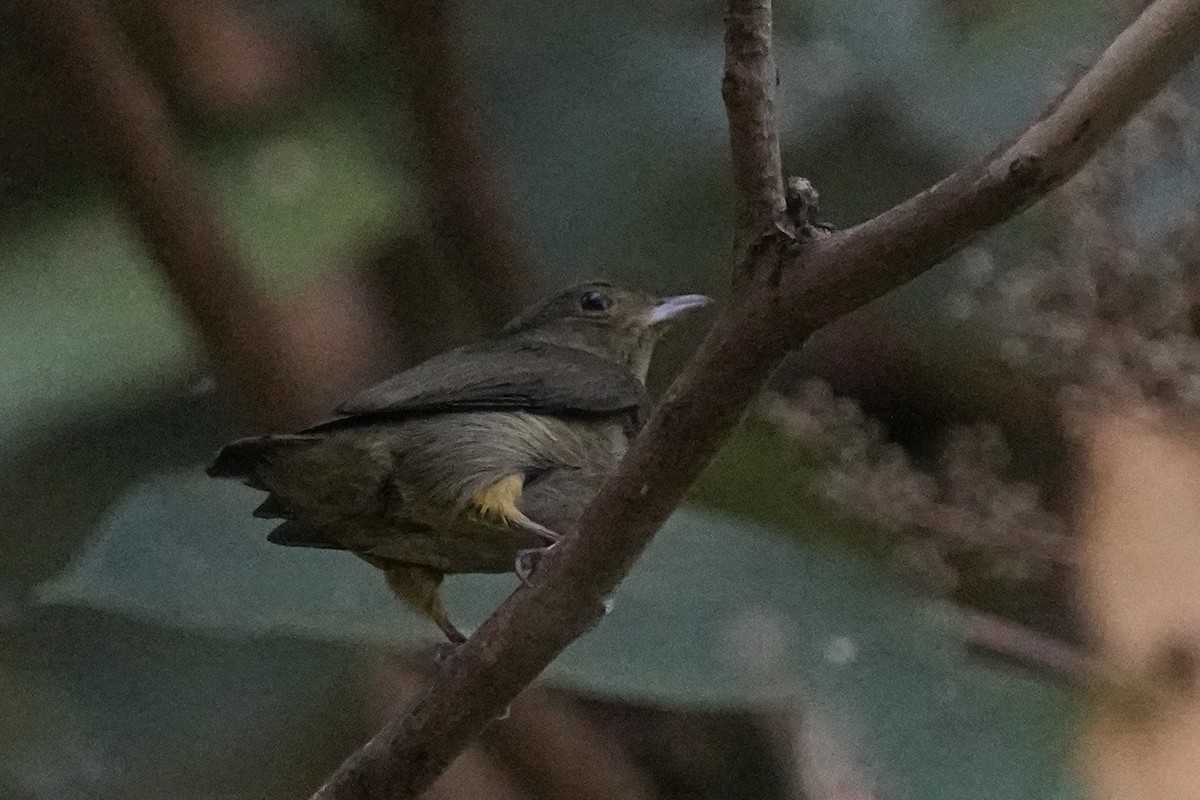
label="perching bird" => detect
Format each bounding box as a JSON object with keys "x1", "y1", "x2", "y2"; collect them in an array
[{"x1": 206, "y1": 281, "x2": 710, "y2": 643}]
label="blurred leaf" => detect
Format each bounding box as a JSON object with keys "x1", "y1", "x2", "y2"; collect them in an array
[
  {"x1": 802, "y1": 0, "x2": 1108, "y2": 150},
  {"x1": 0, "y1": 611, "x2": 366, "y2": 800},
  {"x1": 41, "y1": 468, "x2": 1078, "y2": 799},
  {"x1": 0, "y1": 395, "x2": 234, "y2": 586},
  {"x1": 0, "y1": 98, "x2": 413, "y2": 447},
  {"x1": 692, "y1": 419, "x2": 908, "y2": 574}
]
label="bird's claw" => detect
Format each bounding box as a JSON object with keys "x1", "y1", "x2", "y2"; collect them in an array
[{"x1": 515, "y1": 542, "x2": 557, "y2": 586}]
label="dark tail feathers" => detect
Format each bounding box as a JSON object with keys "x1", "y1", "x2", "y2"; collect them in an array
[
  {"x1": 206, "y1": 434, "x2": 319, "y2": 487},
  {"x1": 267, "y1": 520, "x2": 346, "y2": 550}
]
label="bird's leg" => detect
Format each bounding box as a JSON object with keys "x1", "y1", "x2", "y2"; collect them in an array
[
  {"x1": 472, "y1": 474, "x2": 564, "y2": 585},
  {"x1": 431, "y1": 607, "x2": 468, "y2": 645},
  {"x1": 512, "y1": 516, "x2": 563, "y2": 586},
  {"x1": 472, "y1": 474, "x2": 609, "y2": 625},
  {"x1": 514, "y1": 515, "x2": 561, "y2": 546},
  {"x1": 383, "y1": 564, "x2": 467, "y2": 645}
]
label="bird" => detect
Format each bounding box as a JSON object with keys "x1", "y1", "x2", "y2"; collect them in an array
[{"x1": 206, "y1": 281, "x2": 711, "y2": 643}]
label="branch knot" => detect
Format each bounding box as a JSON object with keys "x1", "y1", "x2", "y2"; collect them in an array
[{"x1": 784, "y1": 175, "x2": 834, "y2": 238}]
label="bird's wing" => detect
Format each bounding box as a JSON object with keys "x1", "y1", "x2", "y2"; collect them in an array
[{"x1": 304, "y1": 340, "x2": 648, "y2": 432}]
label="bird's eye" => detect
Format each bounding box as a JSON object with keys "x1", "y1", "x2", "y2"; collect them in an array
[{"x1": 579, "y1": 291, "x2": 613, "y2": 312}]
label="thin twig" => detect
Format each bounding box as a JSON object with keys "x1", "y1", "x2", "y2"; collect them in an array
[
  {"x1": 310, "y1": 1, "x2": 1200, "y2": 797},
  {"x1": 964, "y1": 612, "x2": 1090, "y2": 684},
  {"x1": 722, "y1": 0, "x2": 788, "y2": 235}
]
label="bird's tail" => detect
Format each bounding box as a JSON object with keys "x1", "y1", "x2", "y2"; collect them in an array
[{"x1": 206, "y1": 434, "x2": 320, "y2": 488}]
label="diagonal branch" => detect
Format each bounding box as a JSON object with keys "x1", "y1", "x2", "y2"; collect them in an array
[
  {"x1": 787, "y1": 0, "x2": 1200, "y2": 331},
  {"x1": 311, "y1": 0, "x2": 1200, "y2": 797}
]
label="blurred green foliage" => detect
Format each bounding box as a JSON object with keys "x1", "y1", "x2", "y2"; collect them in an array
[
  {"x1": 0, "y1": 100, "x2": 410, "y2": 448},
  {"x1": 42, "y1": 473, "x2": 1076, "y2": 799},
  {"x1": 0, "y1": 612, "x2": 365, "y2": 800}
]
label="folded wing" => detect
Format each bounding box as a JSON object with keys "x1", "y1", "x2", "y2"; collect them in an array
[{"x1": 305, "y1": 339, "x2": 649, "y2": 432}]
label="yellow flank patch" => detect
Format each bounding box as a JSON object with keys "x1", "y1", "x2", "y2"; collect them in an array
[{"x1": 472, "y1": 473, "x2": 525, "y2": 524}]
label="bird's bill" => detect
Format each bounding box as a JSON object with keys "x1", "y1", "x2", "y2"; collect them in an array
[{"x1": 647, "y1": 294, "x2": 713, "y2": 326}]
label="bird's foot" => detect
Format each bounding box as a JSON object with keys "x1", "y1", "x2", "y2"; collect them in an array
[
  {"x1": 515, "y1": 542, "x2": 558, "y2": 586},
  {"x1": 429, "y1": 616, "x2": 467, "y2": 665}
]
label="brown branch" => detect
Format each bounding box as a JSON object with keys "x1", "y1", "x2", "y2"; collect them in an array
[
  {"x1": 786, "y1": 0, "x2": 1200, "y2": 332},
  {"x1": 360, "y1": 658, "x2": 533, "y2": 800},
  {"x1": 722, "y1": 0, "x2": 787, "y2": 235},
  {"x1": 363, "y1": 0, "x2": 531, "y2": 329},
  {"x1": 311, "y1": 0, "x2": 1200, "y2": 797},
  {"x1": 18, "y1": 0, "x2": 334, "y2": 430}
]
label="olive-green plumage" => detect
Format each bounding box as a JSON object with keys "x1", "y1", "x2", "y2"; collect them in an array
[{"x1": 207, "y1": 282, "x2": 710, "y2": 642}]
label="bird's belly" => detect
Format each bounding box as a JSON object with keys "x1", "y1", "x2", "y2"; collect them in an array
[
  {"x1": 368, "y1": 461, "x2": 622, "y2": 574},
  {"x1": 297, "y1": 411, "x2": 630, "y2": 573}
]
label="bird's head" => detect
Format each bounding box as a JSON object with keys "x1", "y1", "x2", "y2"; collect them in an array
[{"x1": 500, "y1": 281, "x2": 712, "y2": 380}]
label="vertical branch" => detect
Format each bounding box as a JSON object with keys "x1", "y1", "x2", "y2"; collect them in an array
[
  {"x1": 18, "y1": 0, "x2": 325, "y2": 429},
  {"x1": 364, "y1": 0, "x2": 531, "y2": 328},
  {"x1": 722, "y1": 0, "x2": 787, "y2": 234}
]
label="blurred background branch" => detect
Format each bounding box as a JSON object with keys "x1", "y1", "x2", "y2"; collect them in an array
[
  {"x1": 15, "y1": 0, "x2": 538, "y2": 433},
  {"x1": 21, "y1": 0, "x2": 340, "y2": 430},
  {"x1": 362, "y1": 0, "x2": 531, "y2": 330}
]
